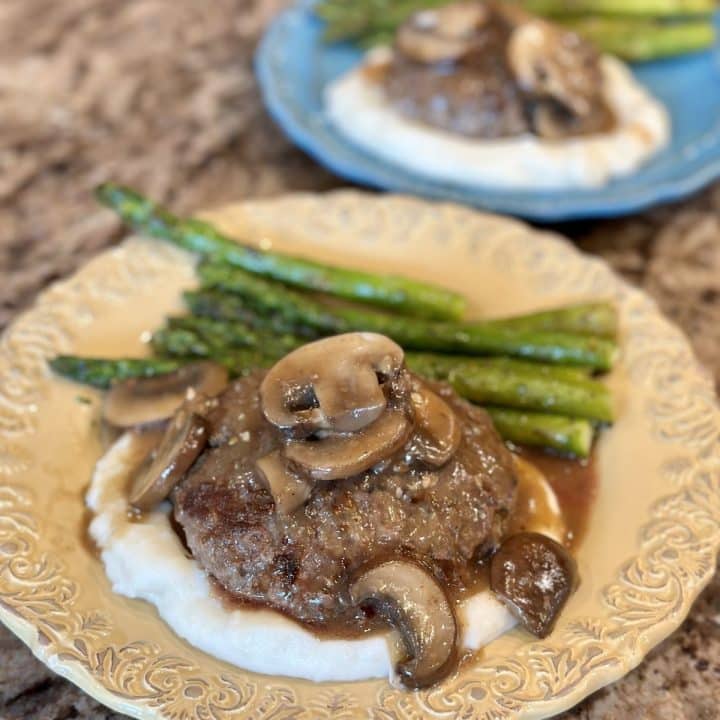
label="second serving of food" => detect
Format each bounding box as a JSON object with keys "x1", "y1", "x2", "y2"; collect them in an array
[
  {"x1": 52, "y1": 186, "x2": 620, "y2": 688},
  {"x1": 318, "y1": 0, "x2": 714, "y2": 189}
]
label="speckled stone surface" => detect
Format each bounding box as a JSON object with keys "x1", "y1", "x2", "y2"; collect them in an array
[{"x1": 0, "y1": 1, "x2": 718, "y2": 718}]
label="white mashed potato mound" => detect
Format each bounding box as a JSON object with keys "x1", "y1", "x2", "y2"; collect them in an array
[
  {"x1": 88, "y1": 433, "x2": 562, "y2": 682},
  {"x1": 325, "y1": 53, "x2": 670, "y2": 190}
]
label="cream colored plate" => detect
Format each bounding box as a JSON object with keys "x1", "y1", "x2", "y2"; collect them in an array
[{"x1": 1, "y1": 192, "x2": 719, "y2": 720}]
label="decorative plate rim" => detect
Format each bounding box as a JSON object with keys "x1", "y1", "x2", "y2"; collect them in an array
[
  {"x1": 0, "y1": 190, "x2": 719, "y2": 720},
  {"x1": 255, "y1": 2, "x2": 720, "y2": 221}
]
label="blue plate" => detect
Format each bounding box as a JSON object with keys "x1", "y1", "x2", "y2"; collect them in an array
[{"x1": 256, "y1": 2, "x2": 720, "y2": 221}]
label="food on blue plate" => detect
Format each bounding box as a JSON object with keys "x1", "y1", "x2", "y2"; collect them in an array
[
  {"x1": 317, "y1": 0, "x2": 717, "y2": 62},
  {"x1": 324, "y1": 2, "x2": 670, "y2": 189},
  {"x1": 52, "y1": 187, "x2": 613, "y2": 687}
]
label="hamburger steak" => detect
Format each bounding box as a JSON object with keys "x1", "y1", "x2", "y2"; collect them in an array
[
  {"x1": 381, "y1": 2, "x2": 615, "y2": 140},
  {"x1": 173, "y1": 338, "x2": 517, "y2": 628}
]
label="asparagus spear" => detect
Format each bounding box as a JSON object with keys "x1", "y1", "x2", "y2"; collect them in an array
[
  {"x1": 151, "y1": 328, "x2": 215, "y2": 359},
  {"x1": 52, "y1": 350, "x2": 272, "y2": 387},
  {"x1": 487, "y1": 302, "x2": 618, "y2": 338},
  {"x1": 169, "y1": 313, "x2": 603, "y2": 380},
  {"x1": 561, "y1": 17, "x2": 715, "y2": 60},
  {"x1": 150, "y1": 327, "x2": 279, "y2": 370},
  {"x1": 316, "y1": 0, "x2": 715, "y2": 60},
  {"x1": 447, "y1": 362, "x2": 613, "y2": 422},
  {"x1": 49, "y1": 356, "x2": 183, "y2": 389},
  {"x1": 485, "y1": 407, "x2": 594, "y2": 458},
  {"x1": 161, "y1": 313, "x2": 612, "y2": 420},
  {"x1": 185, "y1": 289, "x2": 614, "y2": 350},
  {"x1": 406, "y1": 353, "x2": 592, "y2": 383},
  {"x1": 96, "y1": 183, "x2": 466, "y2": 321},
  {"x1": 521, "y1": 0, "x2": 716, "y2": 16},
  {"x1": 183, "y1": 290, "x2": 320, "y2": 338},
  {"x1": 176, "y1": 314, "x2": 603, "y2": 380},
  {"x1": 167, "y1": 315, "x2": 303, "y2": 355},
  {"x1": 199, "y1": 263, "x2": 619, "y2": 370},
  {"x1": 317, "y1": 0, "x2": 448, "y2": 41}
]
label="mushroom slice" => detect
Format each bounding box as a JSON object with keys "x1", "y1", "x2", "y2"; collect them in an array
[
  {"x1": 103, "y1": 362, "x2": 228, "y2": 428},
  {"x1": 507, "y1": 19, "x2": 602, "y2": 120},
  {"x1": 511, "y1": 456, "x2": 566, "y2": 543},
  {"x1": 350, "y1": 560, "x2": 458, "y2": 689},
  {"x1": 528, "y1": 101, "x2": 578, "y2": 140},
  {"x1": 129, "y1": 407, "x2": 208, "y2": 511},
  {"x1": 256, "y1": 450, "x2": 313, "y2": 514},
  {"x1": 260, "y1": 333, "x2": 405, "y2": 437},
  {"x1": 285, "y1": 408, "x2": 412, "y2": 481},
  {"x1": 410, "y1": 382, "x2": 461, "y2": 467},
  {"x1": 396, "y1": 2, "x2": 488, "y2": 65},
  {"x1": 490, "y1": 532, "x2": 578, "y2": 638}
]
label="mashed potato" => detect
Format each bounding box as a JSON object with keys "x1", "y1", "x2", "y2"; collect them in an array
[
  {"x1": 325, "y1": 53, "x2": 669, "y2": 190},
  {"x1": 87, "y1": 433, "x2": 563, "y2": 682}
]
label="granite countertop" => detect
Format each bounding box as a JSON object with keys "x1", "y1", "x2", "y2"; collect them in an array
[{"x1": 0, "y1": 1, "x2": 718, "y2": 717}]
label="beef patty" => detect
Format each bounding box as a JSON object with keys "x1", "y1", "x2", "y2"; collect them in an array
[
  {"x1": 382, "y1": 4, "x2": 614, "y2": 140},
  {"x1": 173, "y1": 371, "x2": 517, "y2": 627},
  {"x1": 384, "y1": 20, "x2": 530, "y2": 139}
]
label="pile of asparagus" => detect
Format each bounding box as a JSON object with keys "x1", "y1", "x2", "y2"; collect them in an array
[
  {"x1": 316, "y1": 0, "x2": 717, "y2": 61},
  {"x1": 50, "y1": 184, "x2": 620, "y2": 458}
]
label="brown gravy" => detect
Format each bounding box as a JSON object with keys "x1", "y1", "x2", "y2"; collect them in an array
[{"x1": 517, "y1": 447, "x2": 598, "y2": 550}]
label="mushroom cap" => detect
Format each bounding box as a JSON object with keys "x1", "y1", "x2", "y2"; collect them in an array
[
  {"x1": 260, "y1": 333, "x2": 405, "y2": 437},
  {"x1": 396, "y1": 2, "x2": 489, "y2": 65},
  {"x1": 490, "y1": 531, "x2": 578, "y2": 638},
  {"x1": 507, "y1": 19, "x2": 602, "y2": 121},
  {"x1": 350, "y1": 559, "x2": 458, "y2": 688},
  {"x1": 410, "y1": 381, "x2": 461, "y2": 467},
  {"x1": 256, "y1": 450, "x2": 313, "y2": 514},
  {"x1": 103, "y1": 362, "x2": 228, "y2": 429}
]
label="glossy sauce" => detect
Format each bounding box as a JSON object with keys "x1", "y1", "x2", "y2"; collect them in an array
[{"x1": 516, "y1": 447, "x2": 598, "y2": 550}]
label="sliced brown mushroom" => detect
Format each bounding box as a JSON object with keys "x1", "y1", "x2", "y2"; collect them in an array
[
  {"x1": 507, "y1": 19, "x2": 603, "y2": 130},
  {"x1": 103, "y1": 362, "x2": 228, "y2": 429},
  {"x1": 529, "y1": 101, "x2": 576, "y2": 141},
  {"x1": 410, "y1": 382, "x2": 461, "y2": 467},
  {"x1": 285, "y1": 408, "x2": 411, "y2": 481},
  {"x1": 256, "y1": 450, "x2": 313, "y2": 514},
  {"x1": 129, "y1": 407, "x2": 208, "y2": 511},
  {"x1": 510, "y1": 456, "x2": 566, "y2": 542},
  {"x1": 260, "y1": 333, "x2": 404, "y2": 437},
  {"x1": 396, "y1": 2, "x2": 488, "y2": 65},
  {"x1": 350, "y1": 560, "x2": 458, "y2": 688},
  {"x1": 120, "y1": 427, "x2": 167, "y2": 480},
  {"x1": 490, "y1": 532, "x2": 578, "y2": 638}
]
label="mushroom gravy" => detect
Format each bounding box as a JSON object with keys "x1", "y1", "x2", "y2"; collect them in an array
[
  {"x1": 383, "y1": 2, "x2": 615, "y2": 141},
  {"x1": 515, "y1": 447, "x2": 598, "y2": 550},
  {"x1": 172, "y1": 364, "x2": 517, "y2": 628},
  {"x1": 86, "y1": 334, "x2": 596, "y2": 687}
]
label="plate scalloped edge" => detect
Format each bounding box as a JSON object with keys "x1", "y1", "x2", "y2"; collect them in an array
[{"x1": 0, "y1": 190, "x2": 719, "y2": 720}]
